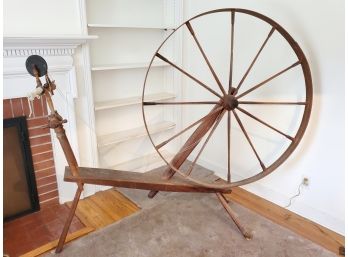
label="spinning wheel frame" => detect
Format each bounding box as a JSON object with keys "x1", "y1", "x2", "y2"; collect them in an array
[
  {"x1": 142, "y1": 8, "x2": 313, "y2": 190},
  {"x1": 24, "y1": 8, "x2": 313, "y2": 252}
]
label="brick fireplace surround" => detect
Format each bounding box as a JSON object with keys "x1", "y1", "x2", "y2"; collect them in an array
[{"x1": 4, "y1": 96, "x2": 59, "y2": 207}]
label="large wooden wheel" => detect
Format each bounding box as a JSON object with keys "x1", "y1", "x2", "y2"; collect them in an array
[{"x1": 142, "y1": 8, "x2": 312, "y2": 190}]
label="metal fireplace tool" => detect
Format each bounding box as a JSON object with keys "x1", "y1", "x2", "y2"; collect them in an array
[{"x1": 25, "y1": 8, "x2": 312, "y2": 253}]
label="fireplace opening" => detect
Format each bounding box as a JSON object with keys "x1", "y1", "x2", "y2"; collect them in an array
[{"x1": 4, "y1": 116, "x2": 40, "y2": 221}]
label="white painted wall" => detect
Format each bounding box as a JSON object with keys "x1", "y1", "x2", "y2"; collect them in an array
[
  {"x1": 3, "y1": 0, "x2": 82, "y2": 35},
  {"x1": 182, "y1": 0, "x2": 344, "y2": 234}
]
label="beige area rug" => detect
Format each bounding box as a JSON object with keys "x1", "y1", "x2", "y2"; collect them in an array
[{"x1": 46, "y1": 187, "x2": 335, "y2": 257}]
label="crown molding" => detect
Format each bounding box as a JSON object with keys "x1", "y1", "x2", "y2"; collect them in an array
[{"x1": 3, "y1": 35, "x2": 97, "y2": 57}]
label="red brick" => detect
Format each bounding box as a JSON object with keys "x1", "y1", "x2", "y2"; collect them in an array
[
  {"x1": 4, "y1": 199, "x2": 85, "y2": 257},
  {"x1": 27, "y1": 117, "x2": 48, "y2": 128},
  {"x1": 36, "y1": 175, "x2": 57, "y2": 187},
  {"x1": 21, "y1": 98, "x2": 31, "y2": 117},
  {"x1": 40, "y1": 197, "x2": 59, "y2": 209},
  {"x1": 39, "y1": 190, "x2": 58, "y2": 202},
  {"x1": 31, "y1": 143, "x2": 53, "y2": 155},
  {"x1": 34, "y1": 159, "x2": 55, "y2": 171},
  {"x1": 32, "y1": 151, "x2": 53, "y2": 164},
  {"x1": 35, "y1": 168, "x2": 56, "y2": 179},
  {"x1": 28, "y1": 127, "x2": 50, "y2": 137},
  {"x1": 37, "y1": 183, "x2": 58, "y2": 195},
  {"x1": 11, "y1": 98, "x2": 23, "y2": 117},
  {"x1": 42, "y1": 96, "x2": 49, "y2": 115},
  {"x1": 33, "y1": 97, "x2": 43, "y2": 117},
  {"x1": 30, "y1": 135, "x2": 51, "y2": 146},
  {"x1": 3, "y1": 99, "x2": 13, "y2": 119}
]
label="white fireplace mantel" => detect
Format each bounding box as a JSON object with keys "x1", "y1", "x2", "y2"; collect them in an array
[
  {"x1": 3, "y1": 35, "x2": 97, "y2": 51},
  {"x1": 3, "y1": 34, "x2": 96, "y2": 203},
  {"x1": 3, "y1": 35, "x2": 97, "y2": 78}
]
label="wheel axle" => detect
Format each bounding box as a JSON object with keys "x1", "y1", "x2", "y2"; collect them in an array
[{"x1": 223, "y1": 94, "x2": 239, "y2": 111}]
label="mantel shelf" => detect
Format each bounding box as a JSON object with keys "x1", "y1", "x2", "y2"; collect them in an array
[
  {"x1": 3, "y1": 35, "x2": 98, "y2": 49},
  {"x1": 88, "y1": 24, "x2": 175, "y2": 30},
  {"x1": 97, "y1": 121, "x2": 175, "y2": 148},
  {"x1": 91, "y1": 60, "x2": 170, "y2": 71},
  {"x1": 111, "y1": 150, "x2": 174, "y2": 173},
  {"x1": 94, "y1": 92, "x2": 175, "y2": 111}
]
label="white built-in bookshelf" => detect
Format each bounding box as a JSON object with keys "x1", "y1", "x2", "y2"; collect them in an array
[{"x1": 85, "y1": 0, "x2": 183, "y2": 172}]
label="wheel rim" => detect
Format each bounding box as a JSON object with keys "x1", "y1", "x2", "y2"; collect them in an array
[{"x1": 142, "y1": 8, "x2": 313, "y2": 190}]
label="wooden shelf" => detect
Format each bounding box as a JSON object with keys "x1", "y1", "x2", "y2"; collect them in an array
[
  {"x1": 94, "y1": 92, "x2": 175, "y2": 111},
  {"x1": 91, "y1": 60, "x2": 169, "y2": 71},
  {"x1": 88, "y1": 24, "x2": 175, "y2": 30},
  {"x1": 97, "y1": 120, "x2": 175, "y2": 148},
  {"x1": 111, "y1": 150, "x2": 174, "y2": 173}
]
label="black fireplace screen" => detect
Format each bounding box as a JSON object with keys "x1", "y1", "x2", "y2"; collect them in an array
[{"x1": 3, "y1": 116, "x2": 40, "y2": 221}]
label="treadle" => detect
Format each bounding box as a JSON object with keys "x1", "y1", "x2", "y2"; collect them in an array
[{"x1": 64, "y1": 167, "x2": 231, "y2": 193}]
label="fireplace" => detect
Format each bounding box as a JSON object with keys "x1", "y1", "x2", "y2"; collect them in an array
[
  {"x1": 3, "y1": 116, "x2": 40, "y2": 221},
  {"x1": 3, "y1": 97, "x2": 59, "y2": 212},
  {"x1": 3, "y1": 35, "x2": 94, "y2": 203}
]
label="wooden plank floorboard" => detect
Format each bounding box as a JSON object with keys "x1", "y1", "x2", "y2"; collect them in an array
[
  {"x1": 225, "y1": 187, "x2": 344, "y2": 255},
  {"x1": 67, "y1": 196, "x2": 115, "y2": 229},
  {"x1": 67, "y1": 189, "x2": 139, "y2": 230},
  {"x1": 90, "y1": 190, "x2": 139, "y2": 221}
]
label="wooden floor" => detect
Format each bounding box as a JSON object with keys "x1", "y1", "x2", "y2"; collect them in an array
[
  {"x1": 66, "y1": 189, "x2": 139, "y2": 229},
  {"x1": 20, "y1": 189, "x2": 139, "y2": 256},
  {"x1": 18, "y1": 187, "x2": 344, "y2": 256}
]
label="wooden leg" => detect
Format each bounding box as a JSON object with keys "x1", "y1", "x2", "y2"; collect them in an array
[
  {"x1": 216, "y1": 193, "x2": 252, "y2": 240},
  {"x1": 221, "y1": 193, "x2": 230, "y2": 203},
  {"x1": 55, "y1": 184, "x2": 84, "y2": 253}
]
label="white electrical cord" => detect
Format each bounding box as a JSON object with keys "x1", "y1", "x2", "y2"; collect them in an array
[
  {"x1": 284, "y1": 178, "x2": 308, "y2": 208},
  {"x1": 284, "y1": 183, "x2": 303, "y2": 208}
]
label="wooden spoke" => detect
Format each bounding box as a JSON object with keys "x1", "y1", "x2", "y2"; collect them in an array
[
  {"x1": 237, "y1": 61, "x2": 301, "y2": 99},
  {"x1": 156, "y1": 106, "x2": 224, "y2": 149},
  {"x1": 236, "y1": 106, "x2": 294, "y2": 141},
  {"x1": 155, "y1": 53, "x2": 222, "y2": 99},
  {"x1": 236, "y1": 27, "x2": 276, "y2": 92},
  {"x1": 228, "y1": 11, "x2": 235, "y2": 94},
  {"x1": 186, "y1": 110, "x2": 226, "y2": 176},
  {"x1": 142, "y1": 9, "x2": 313, "y2": 191},
  {"x1": 186, "y1": 22, "x2": 227, "y2": 95},
  {"x1": 166, "y1": 107, "x2": 224, "y2": 158},
  {"x1": 239, "y1": 101, "x2": 306, "y2": 105},
  {"x1": 144, "y1": 101, "x2": 220, "y2": 106},
  {"x1": 232, "y1": 110, "x2": 266, "y2": 171},
  {"x1": 227, "y1": 111, "x2": 231, "y2": 182}
]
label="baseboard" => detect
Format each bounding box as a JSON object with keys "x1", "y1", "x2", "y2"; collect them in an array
[
  {"x1": 196, "y1": 158, "x2": 344, "y2": 255},
  {"x1": 196, "y1": 157, "x2": 344, "y2": 234},
  {"x1": 225, "y1": 187, "x2": 344, "y2": 256}
]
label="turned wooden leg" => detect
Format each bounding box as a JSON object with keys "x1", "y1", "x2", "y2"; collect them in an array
[
  {"x1": 55, "y1": 184, "x2": 84, "y2": 253},
  {"x1": 221, "y1": 193, "x2": 230, "y2": 203},
  {"x1": 216, "y1": 193, "x2": 252, "y2": 240}
]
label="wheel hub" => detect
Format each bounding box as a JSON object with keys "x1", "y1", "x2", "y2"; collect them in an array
[{"x1": 223, "y1": 94, "x2": 238, "y2": 110}]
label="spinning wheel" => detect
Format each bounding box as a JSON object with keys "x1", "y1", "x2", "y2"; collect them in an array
[
  {"x1": 142, "y1": 8, "x2": 312, "y2": 191},
  {"x1": 25, "y1": 8, "x2": 312, "y2": 253}
]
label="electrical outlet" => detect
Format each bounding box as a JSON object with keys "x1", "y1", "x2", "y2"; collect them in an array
[{"x1": 302, "y1": 177, "x2": 309, "y2": 186}]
